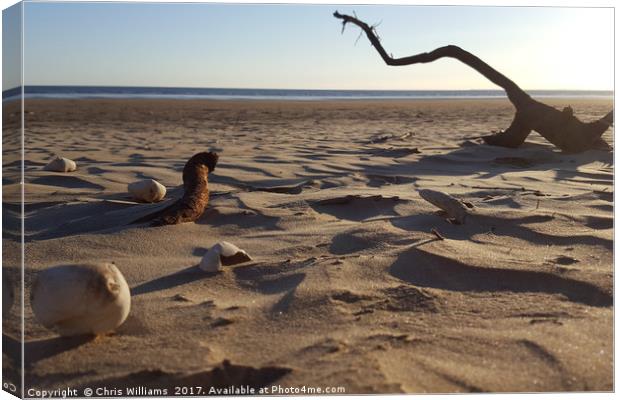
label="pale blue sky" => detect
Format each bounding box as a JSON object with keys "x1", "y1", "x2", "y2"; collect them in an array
[
  {"x1": 3, "y1": 2, "x2": 614, "y2": 91},
  {"x1": 2, "y1": 2, "x2": 21, "y2": 90}
]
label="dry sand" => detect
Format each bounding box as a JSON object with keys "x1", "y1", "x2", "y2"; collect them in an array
[{"x1": 2, "y1": 97, "x2": 613, "y2": 393}]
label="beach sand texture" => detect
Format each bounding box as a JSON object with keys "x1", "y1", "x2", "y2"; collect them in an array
[{"x1": 2, "y1": 98, "x2": 613, "y2": 393}]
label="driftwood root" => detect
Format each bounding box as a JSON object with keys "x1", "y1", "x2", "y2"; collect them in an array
[{"x1": 132, "y1": 152, "x2": 219, "y2": 226}]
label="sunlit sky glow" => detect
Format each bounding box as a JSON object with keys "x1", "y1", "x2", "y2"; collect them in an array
[{"x1": 2, "y1": 1, "x2": 614, "y2": 91}]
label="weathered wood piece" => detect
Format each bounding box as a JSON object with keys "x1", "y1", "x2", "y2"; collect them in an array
[
  {"x1": 419, "y1": 189, "x2": 469, "y2": 224},
  {"x1": 132, "y1": 152, "x2": 218, "y2": 226}
]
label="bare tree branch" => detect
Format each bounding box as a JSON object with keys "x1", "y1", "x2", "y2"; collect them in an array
[{"x1": 334, "y1": 11, "x2": 613, "y2": 153}]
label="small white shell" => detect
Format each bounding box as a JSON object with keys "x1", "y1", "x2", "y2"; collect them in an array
[
  {"x1": 128, "y1": 179, "x2": 167, "y2": 203},
  {"x1": 31, "y1": 263, "x2": 131, "y2": 336},
  {"x1": 44, "y1": 157, "x2": 77, "y2": 172},
  {"x1": 199, "y1": 241, "x2": 252, "y2": 272},
  {"x1": 200, "y1": 250, "x2": 222, "y2": 273}
]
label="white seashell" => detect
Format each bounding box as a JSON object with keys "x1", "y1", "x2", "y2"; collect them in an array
[
  {"x1": 199, "y1": 241, "x2": 252, "y2": 272},
  {"x1": 31, "y1": 263, "x2": 131, "y2": 336},
  {"x1": 44, "y1": 157, "x2": 77, "y2": 172},
  {"x1": 200, "y1": 250, "x2": 222, "y2": 273},
  {"x1": 128, "y1": 179, "x2": 166, "y2": 203}
]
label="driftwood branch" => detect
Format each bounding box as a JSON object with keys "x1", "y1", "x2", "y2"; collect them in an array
[
  {"x1": 132, "y1": 152, "x2": 219, "y2": 226},
  {"x1": 419, "y1": 189, "x2": 469, "y2": 224},
  {"x1": 334, "y1": 11, "x2": 613, "y2": 153}
]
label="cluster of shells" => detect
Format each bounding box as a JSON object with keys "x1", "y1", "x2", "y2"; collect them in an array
[
  {"x1": 44, "y1": 155, "x2": 168, "y2": 204},
  {"x1": 23, "y1": 157, "x2": 251, "y2": 337},
  {"x1": 26, "y1": 160, "x2": 461, "y2": 337}
]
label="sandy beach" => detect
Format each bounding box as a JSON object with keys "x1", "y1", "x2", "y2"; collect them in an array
[{"x1": 2, "y1": 97, "x2": 613, "y2": 393}]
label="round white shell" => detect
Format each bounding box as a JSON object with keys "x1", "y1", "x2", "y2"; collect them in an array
[
  {"x1": 31, "y1": 263, "x2": 131, "y2": 336},
  {"x1": 44, "y1": 157, "x2": 77, "y2": 172},
  {"x1": 199, "y1": 241, "x2": 252, "y2": 272},
  {"x1": 128, "y1": 179, "x2": 167, "y2": 203}
]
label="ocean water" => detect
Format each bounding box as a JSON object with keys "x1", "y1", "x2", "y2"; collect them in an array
[{"x1": 2, "y1": 86, "x2": 613, "y2": 102}]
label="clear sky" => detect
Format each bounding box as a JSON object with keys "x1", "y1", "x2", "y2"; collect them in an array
[
  {"x1": 2, "y1": 2, "x2": 21, "y2": 90},
  {"x1": 3, "y1": 2, "x2": 614, "y2": 91}
]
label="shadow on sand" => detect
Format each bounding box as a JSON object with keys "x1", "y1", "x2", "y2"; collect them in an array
[
  {"x1": 130, "y1": 265, "x2": 216, "y2": 296},
  {"x1": 389, "y1": 246, "x2": 612, "y2": 307}
]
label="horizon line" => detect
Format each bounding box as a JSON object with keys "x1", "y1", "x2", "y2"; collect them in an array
[{"x1": 3, "y1": 85, "x2": 614, "y2": 94}]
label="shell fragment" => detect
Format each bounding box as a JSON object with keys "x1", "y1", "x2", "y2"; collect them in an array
[
  {"x1": 200, "y1": 241, "x2": 252, "y2": 272},
  {"x1": 44, "y1": 157, "x2": 77, "y2": 172}
]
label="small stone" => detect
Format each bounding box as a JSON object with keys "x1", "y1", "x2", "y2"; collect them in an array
[
  {"x1": 128, "y1": 179, "x2": 166, "y2": 203},
  {"x1": 44, "y1": 157, "x2": 77, "y2": 173},
  {"x1": 172, "y1": 294, "x2": 192, "y2": 302}
]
